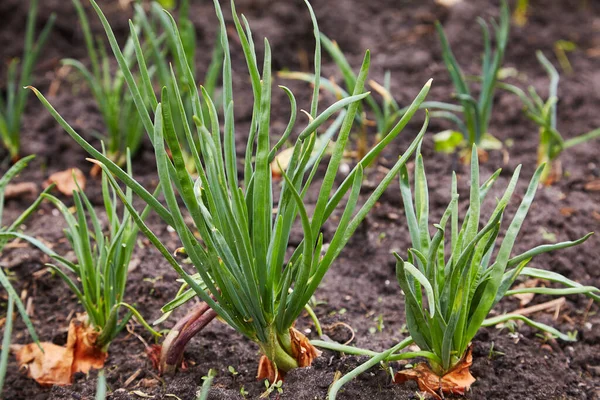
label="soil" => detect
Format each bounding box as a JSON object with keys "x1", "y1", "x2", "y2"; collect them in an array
[{"x1": 1, "y1": 0, "x2": 600, "y2": 399}]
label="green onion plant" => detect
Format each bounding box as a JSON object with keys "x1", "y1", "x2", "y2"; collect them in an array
[
  {"x1": 21, "y1": 159, "x2": 159, "y2": 351},
  {"x1": 317, "y1": 146, "x2": 597, "y2": 399},
  {"x1": 30, "y1": 0, "x2": 432, "y2": 381},
  {"x1": 63, "y1": 0, "x2": 145, "y2": 165},
  {"x1": 0, "y1": 0, "x2": 55, "y2": 161},
  {"x1": 499, "y1": 51, "x2": 600, "y2": 185},
  {"x1": 432, "y1": 1, "x2": 510, "y2": 157}
]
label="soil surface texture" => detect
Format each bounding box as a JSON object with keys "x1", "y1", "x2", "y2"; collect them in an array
[{"x1": 1, "y1": 0, "x2": 599, "y2": 399}]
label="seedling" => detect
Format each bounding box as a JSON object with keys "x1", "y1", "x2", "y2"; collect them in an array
[
  {"x1": 31, "y1": 0, "x2": 431, "y2": 383},
  {"x1": 433, "y1": 1, "x2": 510, "y2": 159},
  {"x1": 487, "y1": 342, "x2": 505, "y2": 360},
  {"x1": 26, "y1": 160, "x2": 159, "y2": 351},
  {"x1": 317, "y1": 146, "x2": 597, "y2": 399},
  {"x1": 499, "y1": 51, "x2": 600, "y2": 185},
  {"x1": 0, "y1": 0, "x2": 55, "y2": 160}
]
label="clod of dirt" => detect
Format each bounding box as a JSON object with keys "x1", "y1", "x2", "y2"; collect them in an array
[{"x1": 13, "y1": 315, "x2": 107, "y2": 386}]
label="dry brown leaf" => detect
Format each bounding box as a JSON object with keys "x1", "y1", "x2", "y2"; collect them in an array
[
  {"x1": 71, "y1": 318, "x2": 107, "y2": 374},
  {"x1": 394, "y1": 346, "x2": 475, "y2": 400},
  {"x1": 290, "y1": 327, "x2": 321, "y2": 367},
  {"x1": 257, "y1": 355, "x2": 279, "y2": 383},
  {"x1": 45, "y1": 168, "x2": 86, "y2": 196},
  {"x1": 13, "y1": 342, "x2": 73, "y2": 386},
  {"x1": 13, "y1": 315, "x2": 107, "y2": 386}
]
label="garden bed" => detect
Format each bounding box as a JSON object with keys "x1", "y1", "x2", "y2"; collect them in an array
[{"x1": 1, "y1": 0, "x2": 599, "y2": 398}]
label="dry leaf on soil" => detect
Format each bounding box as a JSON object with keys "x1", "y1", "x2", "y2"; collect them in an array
[
  {"x1": 394, "y1": 346, "x2": 475, "y2": 400},
  {"x1": 13, "y1": 316, "x2": 107, "y2": 386},
  {"x1": 45, "y1": 168, "x2": 86, "y2": 196}
]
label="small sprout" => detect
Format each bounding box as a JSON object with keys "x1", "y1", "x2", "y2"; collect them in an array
[
  {"x1": 239, "y1": 386, "x2": 249, "y2": 397},
  {"x1": 262, "y1": 379, "x2": 283, "y2": 398},
  {"x1": 376, "y1": 314, "x2": 385, "y2": 333},
  {"x1": 228, "y1": 365, "x2": 239, "y2": 376},
  {"x1": 488, "y1": 342, "x2": 505, "y2": 360},
  {"x1": 415, "y1": 391, "x2": 427, "y2": 400}
]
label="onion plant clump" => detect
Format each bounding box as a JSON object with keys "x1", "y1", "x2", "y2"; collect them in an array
[
  {"x1": 30, "y1": 0, "x2": 432, "y2": 382},
  {"x1": 499, "y1": 51, "x2": 600, "y2": 185},
  {"x1": 432, "y1": 1, "x2": 510, "y2": 157},
  {"x1": 63, "y1": 0, "x2": 145, "y2": 166},
  {"x1": 26, "y1": 161, "x2": 159, "y2": 351},
  {"x1": 318, "y1": 146, "x2": 597, "y2": 399},
  {"x1": 0, "y1": 0, "x2": 55, "y2": 161}
]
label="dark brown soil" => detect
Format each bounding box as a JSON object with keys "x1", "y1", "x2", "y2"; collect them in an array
[{"x1": 1, "y1": 0, "x2": 599, "y2": 399}]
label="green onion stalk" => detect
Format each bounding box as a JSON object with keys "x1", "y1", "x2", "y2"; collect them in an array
[{"x1": 30, "y1": 0, "x2": 432, "y2": 381}]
